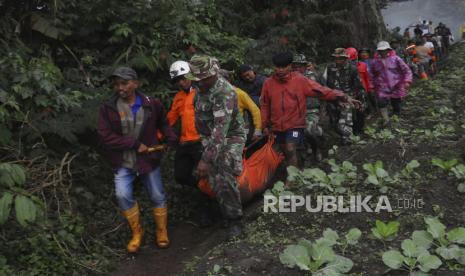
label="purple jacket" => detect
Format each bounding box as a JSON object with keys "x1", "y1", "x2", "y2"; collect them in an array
[
  {"x1": 97, "y1": 91, "x2": 177, "y2": 174},
  {"x1": 371, "y1": 51, "x2": 412, "y2": 99}
]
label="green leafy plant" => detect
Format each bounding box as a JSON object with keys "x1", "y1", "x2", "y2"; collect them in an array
[
  {"x1": 349, "y1": 134, "x2": 367, "y2": 145},
  {"x1": 265, "y1": 181, "x2": 294, "y2": 197},
  {"x1": 327, "y1": 159, "x2": 358, "y2": 180},
  {"x1": 0, "y1": 163, "x2": 42, "y2": 227},
  {"x1": 382, "y1": 243, "x2": 442, "y2": 274},
  {"x1": 328, "y1": 145, "x2": 339, "y2": 156},
  {"x1": 372, "y1": 220, "x2": 400, "y2": 242},
  {"x1": 382, "y1": 217, "x2": 465, "y2": 274},
  {"x1": 280, "y1": 228, "x2": 360, "y2": 274},
  {"x1": 363, "y1": 161, "x2": 395, "y2": 193},
  {"x1": 400, "y1": 160, "x2": 421, "y2": 179},
  {"x1": 364, "y1": 126, "x2": 377, "y2": 139},
  {"x1": 287, "y1": 165, "x2": 349, "y2": 194},
  {"x1": 431, "y1": 158, "x2": 458, "y2": 172}
]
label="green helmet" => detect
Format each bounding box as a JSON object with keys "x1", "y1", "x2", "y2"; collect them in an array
[{"x1": 186, "y1": 55, "x2": 220, "y2": 81}]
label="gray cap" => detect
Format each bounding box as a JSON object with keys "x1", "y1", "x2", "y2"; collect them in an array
[{"x1": 110, "y1": 66, "x2": 138, "y2": 80}]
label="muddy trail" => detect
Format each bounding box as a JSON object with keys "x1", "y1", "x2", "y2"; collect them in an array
[{"x1": 109, "y1": 42, "x2": 465, "y2": 276}]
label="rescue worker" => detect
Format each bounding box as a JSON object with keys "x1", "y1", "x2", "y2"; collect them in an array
[
  {"x1": 291, "y1": 53, "x2": 323, "y2": 162},
  {"x1": 236, "y1": 64, "x2": 267, "y2": 107},
  {"x1": 371, "y1": 41, "x2": 412, "y2": 125},
  {"x1": 322, "y1": 48, "x2": 366, "y2": 144},
  {"x1": 97, "y1": 66, "x2": 176, "y2": 252},
  {"x1": 187, "y1": 55, "x2": 246, "y2": 239},
  {"x1": 260, "y1": 52, "x2": 360, "y2": 171},
  {"x1": 167, "y1": 61, "x2": 214, "y2": 227},
  {"x1": 167, "y1": 61, "x2": 202, "y2": 188}
]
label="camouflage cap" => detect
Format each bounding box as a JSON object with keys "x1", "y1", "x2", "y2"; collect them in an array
[
  {"x1": 292, "y1": 53, "x2": 308, "y2": 64},
  {"x1": 186, "y1": 55, "x2": 220, "y2": 81},
  {"x1": 332, "y1": 48, "x2": 349, "y2": 58}
]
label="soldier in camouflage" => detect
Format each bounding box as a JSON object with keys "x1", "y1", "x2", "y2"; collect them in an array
[
  {"x1": 292, "y1": 54, "x2": 323, "y2": 162},
  {"x1": 186, "y1": 55, "x2": 246, "y2": 239},
  {"x1": 322, "y1": 48, "x2": 366, "y2": 145}
]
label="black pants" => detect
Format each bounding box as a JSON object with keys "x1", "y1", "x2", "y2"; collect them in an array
[
  {"x1": 174, "y1": 142, "x2": 203, "y2": 187},
  {"x1": 378, "y1": 98, "x2": 402, "y2": 115},
  {"x1": 353, "y1": 110, "x2": 366, "y2": 135}
]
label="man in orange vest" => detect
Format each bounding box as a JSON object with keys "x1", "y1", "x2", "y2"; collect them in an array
[{"x1": 167, "y1": 61, "x2": 213, "y2": 227}]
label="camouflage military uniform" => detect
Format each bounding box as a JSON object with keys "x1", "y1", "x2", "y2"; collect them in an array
[
  {"x1": 303, "y1": 70, "x2": 323, "y2": 138},
  {"x1": 323, "y1": 62, "x2": 366, "y2": 142},
  {"x1": 193, "y1": 75, "x2": 246, "y2": 220}
]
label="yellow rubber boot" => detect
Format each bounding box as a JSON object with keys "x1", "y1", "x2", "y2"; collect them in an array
[
  {"x1": 122, "y1": 202, "x2": 144, "y2": 253},
  {"x1": 153, "y1": 207, "x2": 170, "y2": 248}
]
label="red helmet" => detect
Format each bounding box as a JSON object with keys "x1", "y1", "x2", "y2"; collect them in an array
[{"x1": 346, "y1": 47, "x2": 358, "y2": 61}]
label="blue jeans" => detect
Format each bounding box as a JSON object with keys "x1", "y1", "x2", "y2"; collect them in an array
[{"x1": 114, "y1": 167, "x2": 166, "y2": 210}]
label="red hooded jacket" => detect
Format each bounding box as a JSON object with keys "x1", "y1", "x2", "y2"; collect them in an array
[
  {"x1": 347, "y1": 47, "x2": 373, "y2": 92},
  {"x1": 260, "y1": 72, "x2": 344, "y2": 132}
]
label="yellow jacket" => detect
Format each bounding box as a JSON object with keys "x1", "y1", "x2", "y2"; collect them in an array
[{"x1": 234, "y1": 87, "x2": 262, "y2": 132}]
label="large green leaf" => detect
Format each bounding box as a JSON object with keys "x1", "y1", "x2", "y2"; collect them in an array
[
  {"x1": 402, "y1": 239, "x2": 418, "y2": 258},
  {"x1": 382, "y1": 250, "x2": 404, "y2": 269},
  {"x1": 425, "y1": 217, "x2": 446, "y2": 239},
  {"x1": 417, "y1": 253, "x2": 442, "y2": 272},
  {"x1": 412, "y1": 230, "x2": 433, "y2": 249},
  {"x1": 287, "y1": 166, "x2": 301, "y2": 181},
  {"x1": 326, "y1": 255, "x2": 353, "y2": 273},
  {"x1": 0, "y1": 192, "x2": 13, "y2": 224},
  {"x1": 447, "y1": 227, "x2": 465, "y2": 244},
  {"x1": 367, "y1": 175, "x2": 379, "y2": 185},
  {"x1": 14, "y1": 195, "x2": 37, "y2": 227},
  {"x1": 279, "y1": 244, "x2": 311, "y2": 271},
  {"x1": 0, "y1": 163, "x2": 26, "y2": 187},
  {"x1": 311, "y1": 243, "x2": 336, "y2": 265},
  {"x1": 9, "y1": 164, "x2": 26, "y2": 186},
  {"x1": 321, "y1": 228, "x2": 339, "y2": 246},
  {"x1": 435, "y1": 245, "x2": 462, "y2": 260},
  {"x1": 376, "y1": 168, "x2": 389, "y2": 178}
]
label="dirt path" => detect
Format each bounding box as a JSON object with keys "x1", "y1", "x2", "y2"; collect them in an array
[{"x1": 110, "y1": 222, "x2": 223, "y2": 276}]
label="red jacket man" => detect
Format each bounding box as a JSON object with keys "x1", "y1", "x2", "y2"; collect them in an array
[{"x1": 260, "y1": 52, "x2": 359, "y2": 170}]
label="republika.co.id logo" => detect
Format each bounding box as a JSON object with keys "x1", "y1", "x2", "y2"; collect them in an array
[{"x1": 263, "y1": 195, "x2": 424, "y2": 213}]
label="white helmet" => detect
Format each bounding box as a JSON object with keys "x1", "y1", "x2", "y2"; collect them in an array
[{"x1": 169, "y1": 60, "x2": 190, "y2": 79}]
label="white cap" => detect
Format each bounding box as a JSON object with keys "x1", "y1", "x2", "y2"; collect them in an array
[{"x1": 376, "y1": 41, "x2": 392, "y2": 51}]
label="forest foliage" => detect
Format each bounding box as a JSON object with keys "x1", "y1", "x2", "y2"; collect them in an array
[{"x1": 0, "y1": 0, "x2": 386, "y2": 274}]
